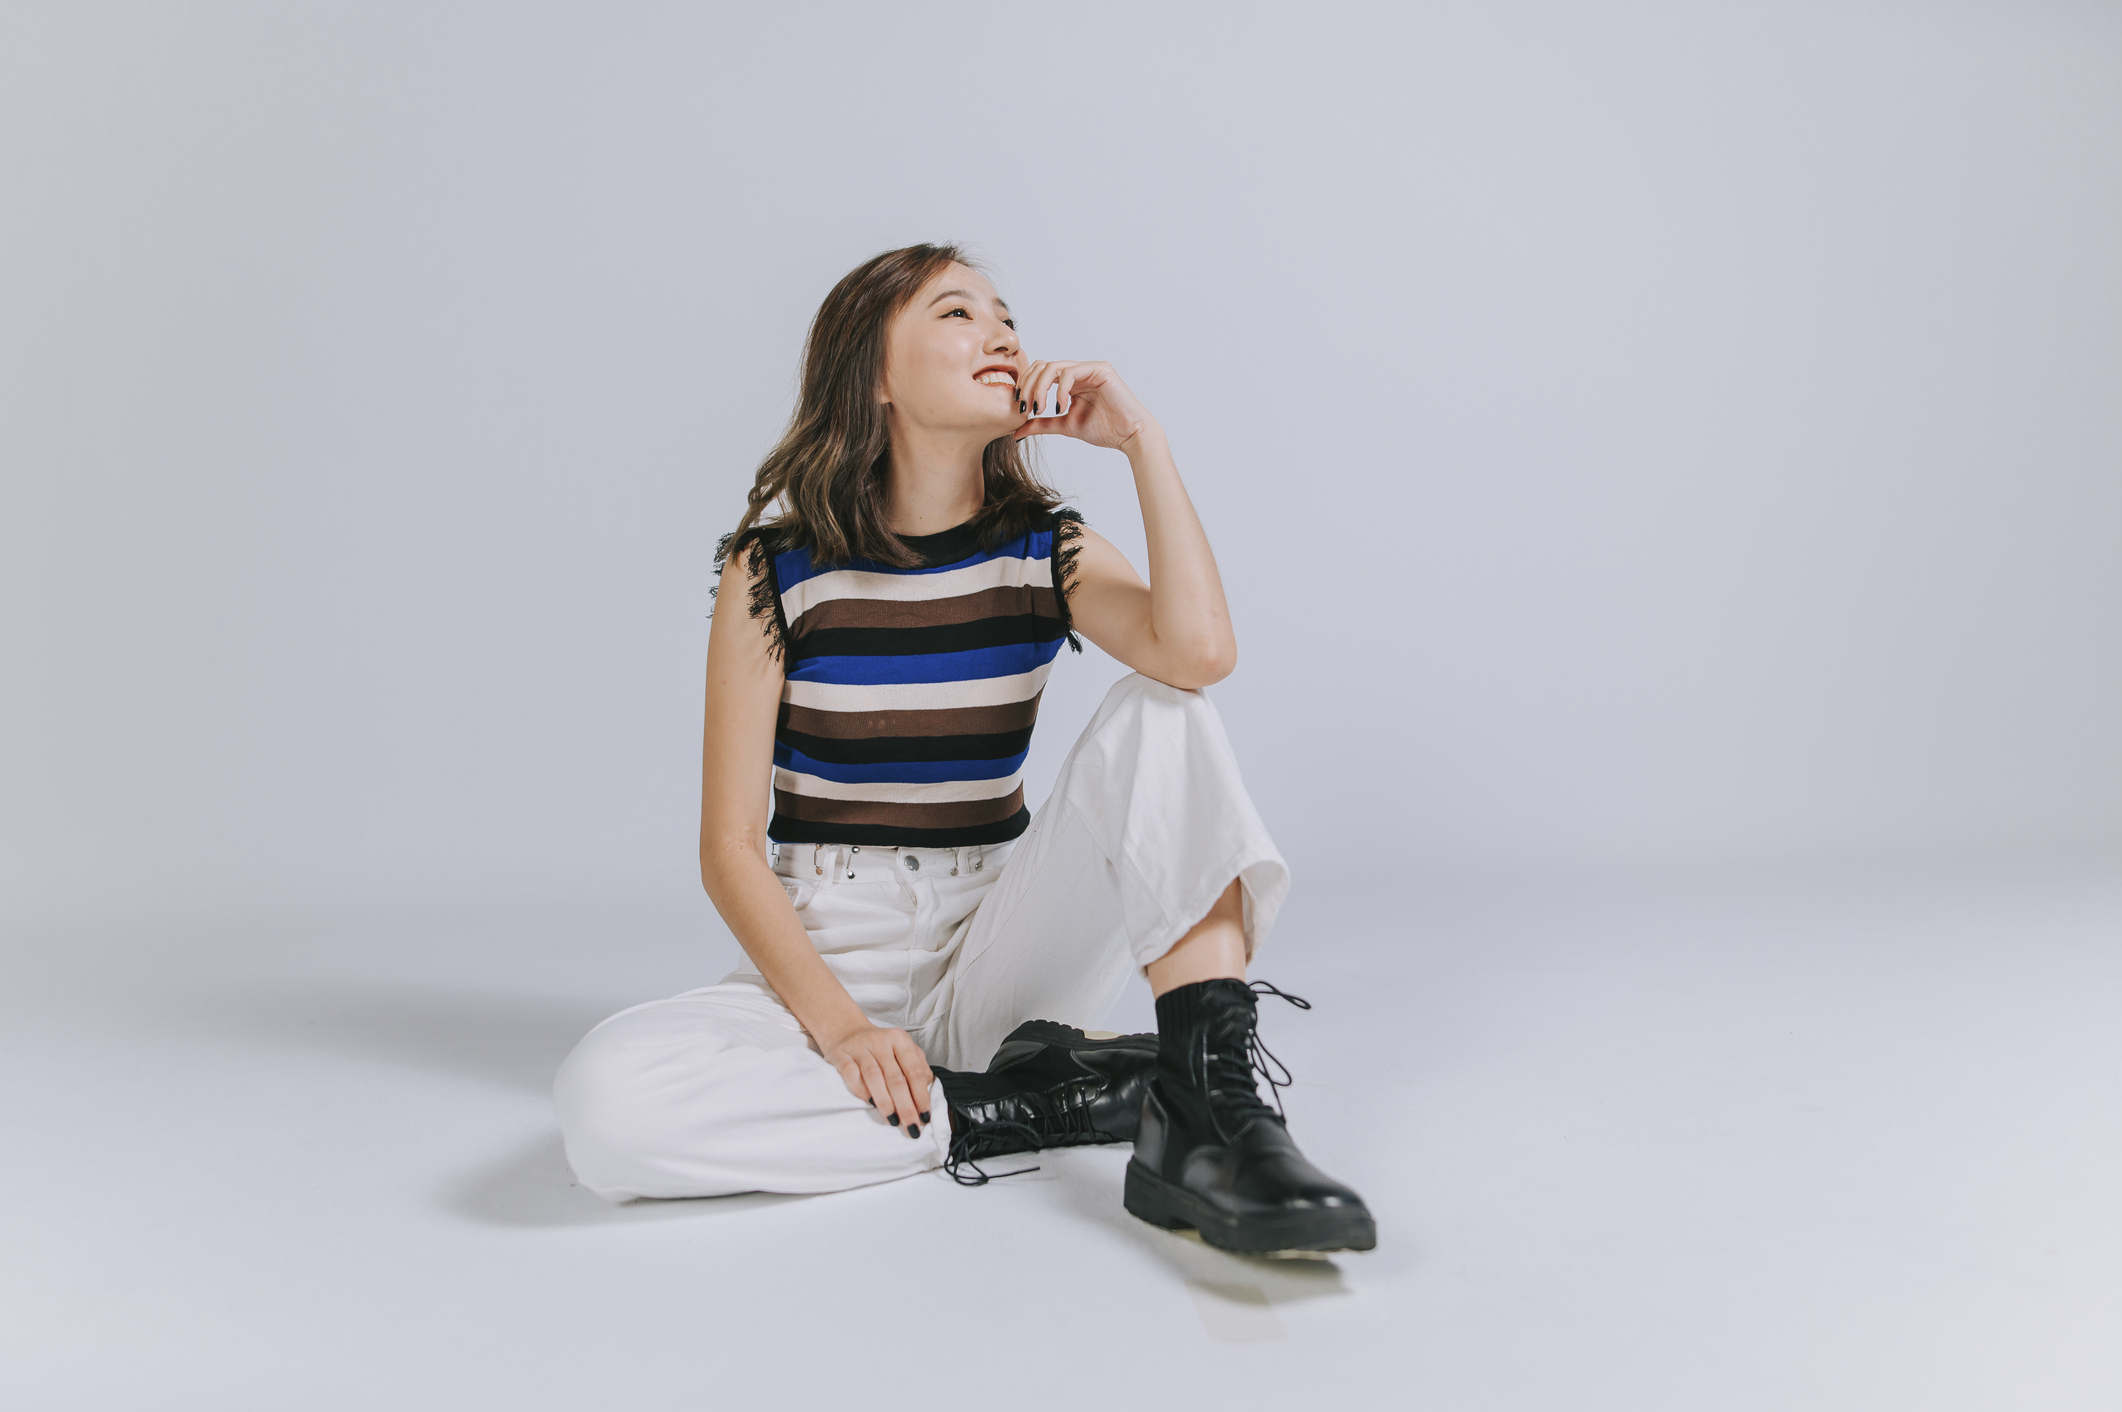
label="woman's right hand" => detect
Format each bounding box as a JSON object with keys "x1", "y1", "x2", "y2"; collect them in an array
[{"x1": 816, "y1": 1019, "x2": 936, "y2": 1140}]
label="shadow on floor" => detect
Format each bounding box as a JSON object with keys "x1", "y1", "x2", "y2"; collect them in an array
[
  {"x1": 448, "y1": 1131, "x2": 817, "y2": 1228},
  {"x1": 201, "y1": 983, "x2": 817, "y2": 1227},
  {"x1": 1028, "y1": 1148, "x2": 1362, "y2": 1306},
  {"x1": 203, "y1": 981, "x2": 624, "y2": 1095}
]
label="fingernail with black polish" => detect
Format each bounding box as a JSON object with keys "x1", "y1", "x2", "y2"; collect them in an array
[
  {"x1": 919, "y1": 1111, "x2": 931, "y2": 1124},
  {"x1": 867, "y1": 1098, "x2": 874, "y2": 1107},
  {"x1": 908, "y1": 1123, "x2": 921, "y2": 1138},
  {"x1": 887, "y1": 1113, "x2": 900, "y2": 1126}
]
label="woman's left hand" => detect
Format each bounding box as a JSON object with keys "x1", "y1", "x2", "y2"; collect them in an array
[{"x1": 1012, "y1": 360, "x2": 1159, "y2": 452}]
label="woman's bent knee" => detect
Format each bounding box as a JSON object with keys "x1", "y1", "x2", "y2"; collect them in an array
[{"x1": 552, "y1": 1025, "x2": 674, "y2": 1194}]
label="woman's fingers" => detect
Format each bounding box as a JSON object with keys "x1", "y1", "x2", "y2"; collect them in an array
[
  {"x1": 894, "y1": 1034, "x2": 936, "y2": 1126},
  {"x1": 826, "y1": 1029, "x2": 934, "y2": 1140},
  {"x1": 1027, "y1": 360, "x2": 1108, "y2": 420},
  {"x1": 1058, "y1": 361, "x2": 1116, "y2": 414},
  {"x1": 1027, "y1": 358, "x2": 1069, "y2": 414},
  {"x1": 875, "y1": 1046, "x2": 923, "y2": 1137},
  {"x1": 833, "y1": 1054, "x2": 868, "y2": 1103},
  {"x1": 1054, "y1": 364, "x2": 1083, "y2": 417},
  {"x1": 854, "y1": 1049, "x2": 895, "y2": 1115}
]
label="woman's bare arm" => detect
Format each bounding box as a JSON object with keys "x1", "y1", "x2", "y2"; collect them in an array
[
  {"x1": 1060, "y1": 441, "x2": 1236, "y2": 689},
  {"x1": 698, "y1": 547, "x2": 934, "y2": 1134},
  {"x1": 1012, "y1": 362, "x2": 1236, "y2": 689}
]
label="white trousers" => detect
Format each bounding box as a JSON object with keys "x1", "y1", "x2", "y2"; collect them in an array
[{"x1": 552, "y1": 672, "x2": 1291, "y2": 1201}]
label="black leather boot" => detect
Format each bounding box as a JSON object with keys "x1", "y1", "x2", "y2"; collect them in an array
[
  {"x1": 1125, "y1": 979, "x2": 1377, "y2": 1254},
  {"x1": 938, "y1": 1021, "x2": 1159, "y2": 1186}
]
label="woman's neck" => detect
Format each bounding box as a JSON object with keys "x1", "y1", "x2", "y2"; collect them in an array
[{"x1": 881, "y1": 421, "x2": 988, "y2": 536}]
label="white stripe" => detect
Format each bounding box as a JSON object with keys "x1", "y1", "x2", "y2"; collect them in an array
[
  {"x1": 774, "y1": 767, "x2": 1024, "y2": 803},
  {"x1": 781, "y1": 662, "x2": 1052, "y2": 713},
  {"x1": 781, "y1": 553, "x2": 1052, "y2": 625}
]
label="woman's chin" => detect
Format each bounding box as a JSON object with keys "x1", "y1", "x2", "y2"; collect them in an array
[{"x1": 972, "y1": 390, "x2": 1025, "y2": 427}]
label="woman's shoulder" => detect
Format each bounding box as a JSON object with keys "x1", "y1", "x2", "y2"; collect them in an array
[
  {"x1": 715, "y1": 519, "x2": 795, "y2": 576},
  {"x1": 1020, "y1": 503, "x2": 1086, "y2": 552},
  {"x1": 712, "y1": 520, "x2": 798, "y2": 663},
  {"x1": 1033, "y1": 503, "x2": 1086, "y2": 531}
]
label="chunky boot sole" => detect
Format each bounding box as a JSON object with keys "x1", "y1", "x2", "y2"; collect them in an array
[{"x1": 1124, "y1": 1158, "x2": 1378, "y2": 1255}]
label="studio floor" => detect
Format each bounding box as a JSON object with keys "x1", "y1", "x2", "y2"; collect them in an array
[{"x1": 5, "y1": 858, "x2": 2118, "y2": 1411}]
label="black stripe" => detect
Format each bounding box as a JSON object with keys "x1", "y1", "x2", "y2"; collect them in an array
[
  {"x1": 797, "y1": 615, "x2": 1067, "y2": 660},
  {"x1": 779, "y1": 726, "x2": 1035, "y2": 765},
  {"x1": 768, "y1": 808, "x2": 1033, "y2": 849}
]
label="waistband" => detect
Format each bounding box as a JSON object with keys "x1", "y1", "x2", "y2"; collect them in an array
[{"x1": 772, "y1": 838, "x2": 1015, "y2": 882}]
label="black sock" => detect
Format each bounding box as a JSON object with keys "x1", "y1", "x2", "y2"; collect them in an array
[{"x1": 1153, "y1": 977, "x2": 1254, "y2": 1093}]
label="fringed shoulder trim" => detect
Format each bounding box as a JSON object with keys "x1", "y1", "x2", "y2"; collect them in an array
[
  {"x1": 1049, "y1": 506, "x2": 1087, "y2": 655},
  {"x1": 712, "y1": 524, "x2": 797, "y2": 667}
]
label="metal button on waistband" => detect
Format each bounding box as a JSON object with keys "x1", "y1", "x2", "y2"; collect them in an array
[
  {"x1": 905, "y1": 855, "x2": 920, "y2": 871},
  {"x1": 973, "y1": 856, "x2": 983, "y2": 871}
]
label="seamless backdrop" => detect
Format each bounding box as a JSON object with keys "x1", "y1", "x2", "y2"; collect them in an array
[{"x1": 3, "y1": 0, "x2": 2118, "y2": 925}]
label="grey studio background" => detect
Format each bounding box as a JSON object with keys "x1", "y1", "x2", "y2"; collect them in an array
[{"x1": 3, "y1": 3, "x2": 2119, "y2": 1410}]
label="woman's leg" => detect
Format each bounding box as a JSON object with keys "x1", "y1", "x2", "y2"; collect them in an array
[
  {"x1": 923, "y1": 671, "x2": 1371, "y2": 1251},
  {"x1": 1144, "y1": 876, "x2": 1247, "y2": 995},
  {"x1": 928, "y1": 670, "x2": 1289, "y2": 1070},
  {"x1": 552, "y1": 979, "x2": 950, "y2": 1201}
]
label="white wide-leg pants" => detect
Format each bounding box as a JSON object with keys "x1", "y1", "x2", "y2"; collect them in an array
[{"x1": 552, "y1": 672, "x2": 1291, "y2": 1201}]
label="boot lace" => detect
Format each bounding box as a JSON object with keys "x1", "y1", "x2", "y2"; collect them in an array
[
  {"x1": 942, "y1": 1121, "x2": 1043, "y2": 1187},
  {"x1": 1199, "y1": 981, "x2": 1313, "y2": 1137},
  {"x1": 938, "y1": 1078, "x2": 1126, "y2": 1186}
]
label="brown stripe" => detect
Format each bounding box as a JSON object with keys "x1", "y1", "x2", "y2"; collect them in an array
[
  {"x1": 790, "y1": 585, "x2": 1060, "y2": 637},
  {"x1": 772, "y1": 787, "x2": 1026, "y2": 831},
  {"x1": 779, "y1": 698, "x2": 1042, "y2": 741}
]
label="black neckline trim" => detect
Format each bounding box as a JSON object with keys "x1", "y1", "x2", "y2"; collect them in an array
[{"x1": 894, "y1": 514, "x2": 987, "y2": 568}]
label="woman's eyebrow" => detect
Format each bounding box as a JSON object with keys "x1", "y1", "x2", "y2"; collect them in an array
[{"x1": 927, "y1": 288, "x2": 1010, "y2": 313}]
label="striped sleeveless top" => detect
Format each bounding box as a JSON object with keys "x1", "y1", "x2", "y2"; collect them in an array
[{"x1": 718, "y1": 507, "x2": 1086, "y2": 847}]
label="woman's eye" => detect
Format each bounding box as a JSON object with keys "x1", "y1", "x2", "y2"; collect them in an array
[{"x1": 945, "y1": 306, "x2": 1013, "y2": 329}]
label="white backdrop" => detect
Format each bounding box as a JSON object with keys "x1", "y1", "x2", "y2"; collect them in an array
[{"x1": 3, "y1": 1, "x2": 2118, "y2": 924}]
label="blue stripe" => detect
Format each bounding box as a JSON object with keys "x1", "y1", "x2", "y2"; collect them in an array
[
  {"x1": 786, "y1": 639, "x2": 1064, "y2": 685},
  {"x1": 775, "y1": 743, "x2": 1027, "y2": 784},
  {"x1": 775, "y1": 527, "x2": 1054, "y2": 590}
]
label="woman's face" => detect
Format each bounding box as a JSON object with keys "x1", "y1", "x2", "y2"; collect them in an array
[{"x1": 878, "y1": 263, "x2": 1024, "y2": 436}]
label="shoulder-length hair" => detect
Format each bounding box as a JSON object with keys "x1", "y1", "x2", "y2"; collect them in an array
[{"x1": 711, "y1": 243, "x2": 1077, "y2": 648}]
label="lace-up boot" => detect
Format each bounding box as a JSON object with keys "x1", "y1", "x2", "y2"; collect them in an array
[
  {"x1": 1125, "y1": 978, "x2": 1376, "y2": 1254},
  {"x1": 937, "y1": 1021, "x2": 1158, "y2": 1186}
]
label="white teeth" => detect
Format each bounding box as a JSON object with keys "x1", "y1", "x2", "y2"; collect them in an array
[{"x1": 975, "y1": 371, "x2": 1017, "y2": 387}]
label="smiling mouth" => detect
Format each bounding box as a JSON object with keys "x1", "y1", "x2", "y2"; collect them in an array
[{"x1": 973, "y1": 370, "x2": 1018, "y2": 389}]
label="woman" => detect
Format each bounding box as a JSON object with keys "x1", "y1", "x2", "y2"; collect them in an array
[{"x1": 553, "y1": 243, "x2": 1374, "y2": 1255}]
